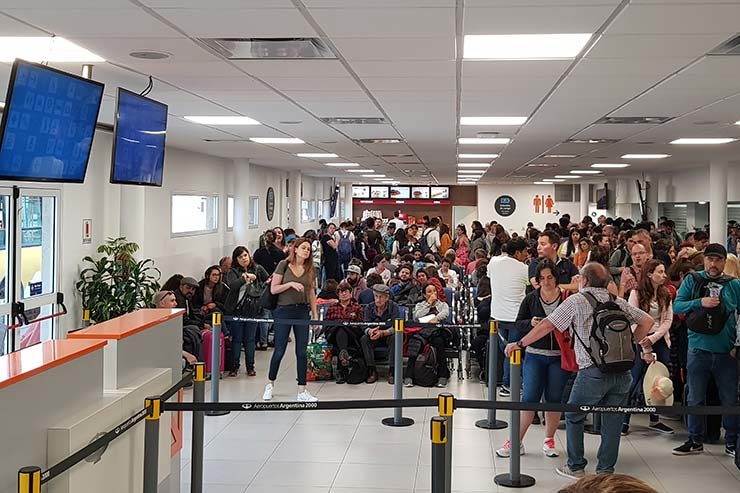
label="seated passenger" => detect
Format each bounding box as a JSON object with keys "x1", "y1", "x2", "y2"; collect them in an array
[
  {"x1": 218, "y1": 256, "x2": 232, "y2": 276},
  {"x1": 391, "y1": 264, "x2": 423, "y2": 309},
  {"x1": 423, "y1": 266, "x2": 447, "y2": 302},
  {"x1": 357, "y1": 273, "x2": 384, "y2": 305},
  {"x1": 405, "y1": 283, "x2": 452, "y2": 388},
  {"x1": 345, "y1": 264, "x2": 368, "y2": 301},
  {"x1": 154, "y1": 290, "x2": 198, "y2": 368},
  {"x1": 193, "y1": 265, "x2": 228, "y2": 316},
  {"x1": 360, "y1": 284, "x2": 400, "y2": 384},
  {"x1": 467, "y1": 249, "x2": 487, "y2": 276},
  {"x1": 174, "y1": 277, "x2": 209, "y2": 331},
  {"x1": 325, "y1": 281, "x2": 364, "y2": 384},
  {"x1": 439, "y1": 258, "x2": 459, "y2": 289},
  {"x1": 367, "y1": 253, "x2": 392, "y2": 284},
  {"x1": 317, "y1": 279, "x2": 339, "y2": 302}
]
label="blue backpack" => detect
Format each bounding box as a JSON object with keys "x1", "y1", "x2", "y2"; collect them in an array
[{"x1": 337, "y1": 231, "x2": 353, "y2": 263}]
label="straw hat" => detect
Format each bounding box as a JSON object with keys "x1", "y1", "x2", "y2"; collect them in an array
[{"x1": 643, "y1": 361, "x2": 674, "y2": 406}]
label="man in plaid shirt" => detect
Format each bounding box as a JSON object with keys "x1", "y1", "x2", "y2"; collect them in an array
[{"x1": 506, "y1": 262, "x2": 655, "y2": 479}]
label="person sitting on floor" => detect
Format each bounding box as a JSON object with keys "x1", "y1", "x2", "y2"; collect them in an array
[{"x1": 325, "y1": 281, "x2": 365, "y2": 384}]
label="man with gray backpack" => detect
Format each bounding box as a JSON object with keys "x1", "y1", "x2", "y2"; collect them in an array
[{"x1": 505, "y1": 262, "x2": 655, "y2": 479}]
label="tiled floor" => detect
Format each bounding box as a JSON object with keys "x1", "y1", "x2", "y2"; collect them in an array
[{"x1": 179, "y1": 345, "x2": 739, "y2": 492}]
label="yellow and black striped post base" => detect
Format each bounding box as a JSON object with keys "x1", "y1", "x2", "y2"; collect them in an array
[{"x1": 18, "y1": 466, "x2": 41, "y2": 493}]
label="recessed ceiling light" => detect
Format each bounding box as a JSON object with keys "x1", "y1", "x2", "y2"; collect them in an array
[
  {"x1": 670, "y1": 138, "x2": 737, "y2": 145},
  {"x1": 458, "y1": 153, "x2": 499, "y2": 159},
  {"x1": 591, "y1": 163, "x2": 630, "y2": 169},
  {"x1": 544, "y1": 154, "x2": 578, "y2": 158},
  {"x1": 542, "y1": 178, "x2": 565, "y2": 182},
  {"x1": 460, "y1": 116, "x2": 527, "y2": 126},
  {"x1": 735, "y1": 121, "x2": 740, "y2": 125},
  {"x1": 0, "y1": 36, "x2": 105, "y2": 62},
  {"x1": 458, "y1": 138, "x2": 510, "y2": 145},
  {"x1": 553, "y1": 175, "x2": 576, "y2": 179},
  {"x1": 621, "y1": 154, "x2": 670, "y2": 159},
  {"x1": 463, "y1": 33, "x2": 592, "y2": 60},
  {"x1": 186, "y1": 116, "x2": 260, "y2": 125},
  {"x1": 362, "y1": 174, "x2": 385, "y2": 178},
  {"x1": 346, "y1": 169, "x2": 373, "y2": 173},
  {"x1": 533, "y1": 181, "x2": 551, "y2": 185},
  {"x1": 324, "y1": 162, "x2": 359, "y2": 167},
  {"x1": 698, "y1": 201, "x2": 707, "y2": 205},
  {"x1": 373, "y1": 178, "x2": 389, "y2": 181},
  {"x1": 296, "y1": 153, "x2": 338, "y2": 158},
  {"x1": 250, "y1": 137, "x2": 304, "y2": 144},
  {"x1": 570, "y1": 170, "x2": 602, "y2": 175},
  {"x1": 457, "y1": 163, "x2": 491, "y2": 168}
]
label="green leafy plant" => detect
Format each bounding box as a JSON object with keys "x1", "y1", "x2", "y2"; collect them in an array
[{"x1": 76, "y1": 237, "x2": 161, "y2": 323}]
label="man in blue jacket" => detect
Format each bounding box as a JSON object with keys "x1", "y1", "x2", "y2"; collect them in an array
[{"x1": 672, "y1": 243, "x2": 740, "y2": 457}]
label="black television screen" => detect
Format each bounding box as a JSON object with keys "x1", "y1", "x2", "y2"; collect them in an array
[
  {"x1": 596, "y1": 185, "x2": 609, "y2": 210},
  {"x1": 111, "y1": 88, "x2": 168, "y2": 186},
  {"x1": 0, "y1": 59, "x2": 104, "y2": 183}
]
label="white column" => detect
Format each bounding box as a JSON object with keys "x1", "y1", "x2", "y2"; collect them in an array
[
  {"x1": 709, "y1": 160, "x2": 728, "y2": 244},
  {"x1": 232, "y1": 158, "x2": 251, "y2": 246},
  {"x1": 580, "y1": 182, "x2": 589, "y2": 220},
  {"x1": 120, "y1": 186, "x2": 146, "y2": 256},
  {"x1": 644, "y1": 173, "x2": 659, "y2": 224},
  {"x1": 344, "y1": 183, "x2": 353, "y2": 222},
  {"x1": 288, "y1": 171, "x2": 302, "y2": 230}
]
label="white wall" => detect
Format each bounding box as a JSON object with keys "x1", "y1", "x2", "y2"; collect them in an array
[
  {"x1": 477, "y1": 184, "x2": 580, "y2": 234},
  {"x1": 656, "y1": 166, "x2": 740, "y2": 203}
]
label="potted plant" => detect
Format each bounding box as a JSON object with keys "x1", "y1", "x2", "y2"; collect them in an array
[{"x1": 77, "y1": 237, "x2": 161, "y2": 323}]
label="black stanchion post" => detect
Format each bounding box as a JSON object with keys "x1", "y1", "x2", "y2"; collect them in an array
[
  {"x1": 191, "y1": 363, "x2": 206, "y2": 493},
  {"x1": 438, "y1": 393, "x2": 455, "y2": 493},
  {"x1": 382, "y1": 318, "x2": 414, "y2": 427},
  {"x1": 476, "y1": 320, "x2": 507, "y2": 430},
  {"x1": 495, "y1": 349, "x2": 535, "y2": 489},
  {"x1": 206, "y1": 312, "x2": 229, "y2": 417},
  {"x1": 430, "y1": 416, "x2": 447, "y2": 493},
  {"x1": 17, "y1": 466, "x2": 41, "y2": 493},
  {"x1": 143, "y1": 396, "x2": 162, "y2": 493}
]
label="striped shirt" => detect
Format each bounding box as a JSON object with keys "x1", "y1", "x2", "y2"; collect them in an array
[{"x1": 545, "y1": 287, "x2": 650, "y2": 369}]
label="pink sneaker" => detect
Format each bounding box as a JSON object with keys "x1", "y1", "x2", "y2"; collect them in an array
[
  {"x1": 543, "y1": 437, "x2": 559, "y2": 457},
  {"x1": 495, "y1": 440, "x2": 524, "y2": 458}
]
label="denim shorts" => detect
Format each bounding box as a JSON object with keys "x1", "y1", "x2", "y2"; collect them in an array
[{"x1": 522, "y1": 352, "x2": 571, "y2": 404}]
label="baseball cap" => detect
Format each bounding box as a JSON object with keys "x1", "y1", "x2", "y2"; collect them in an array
[
  {"x1": 372, "y1": 284, "x2": 390, "y2": 295},
  {"x1": 703, "y1": 243, "x2": 727, "y2": 260},
  {"x1": 346, "y1": 265, "x2": 362, "y2": 275},
  {"x1": 180, "y1": 276, "x2": 199, "y2": 288}
]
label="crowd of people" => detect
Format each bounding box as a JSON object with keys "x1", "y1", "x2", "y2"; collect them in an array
[{"x1": 152, "y1": 212, "x2": 740, "y2": 479}]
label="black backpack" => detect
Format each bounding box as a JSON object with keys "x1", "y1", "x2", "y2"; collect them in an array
[
  {"x1": 413, "y1": 343, "x2": 438, "y2": 387},
  {"x1": 345, "y1": 356, "x2": 368, "y2": 385},
  {"x1": 685, "y1": 273, "x2": 732, "y2": 335},
  {"x1": 573, "y1": 292, "x2": 635, "y2": 373},
  {"x1": 419, "y1": 229, "x2": 434, "y2": 255}
]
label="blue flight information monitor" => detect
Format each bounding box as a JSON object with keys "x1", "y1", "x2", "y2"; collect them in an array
[
  {"x1": 110, "y1": 88, "x2": 168, "y2": 186},
  {"x1": 0, "y1": 59, "x2": 104, "y2": 183}
]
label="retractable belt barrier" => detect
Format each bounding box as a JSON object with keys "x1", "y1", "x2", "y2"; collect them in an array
[{"x1": 225, "y1": 315, "x2": 481, "y2": 330}]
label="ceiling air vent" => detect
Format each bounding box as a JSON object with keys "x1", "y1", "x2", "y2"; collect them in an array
[
  {"x1": 708, "y1": 35, "x2": 740, "y2": 56},
  {"x1": 321, "y1": 117, "x2": 387, "y2": 125},
  {"x1": 527, "y1": 163, "x2": 557, "y2": 168},
  {"x1": 199, "y1": 38, "x2": 336, "y2": 59},
  {"x1": 565, "y1": 138, "x2": 620, "y2": 145},
  {"x1": 595, "y1": 116, "x2": 672, "y2": 125}
]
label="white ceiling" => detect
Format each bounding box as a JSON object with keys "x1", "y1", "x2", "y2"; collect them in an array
[{"x1": 1, "y1": 0, "x2": 739, "y2": 183}]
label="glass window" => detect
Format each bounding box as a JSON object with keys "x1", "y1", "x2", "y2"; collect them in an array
[
  {"x1": 171, "y1": 194, "x2": 218, "y2": 236},
  {"x1": 301, "y1": 200, "x2": 315, "y2": 223},
  {"x1": 0, "y1": 195, "x2": 8, "y2": 305},
  {"x1": 248, "y1": 196, "x2": 259, "y2": 228},
  {"x1": 20, "y1": 195, "x2": 56, "y2": 299},
  {"x1": 227, "y1": 196, "x2": 234, "y2": 231}
]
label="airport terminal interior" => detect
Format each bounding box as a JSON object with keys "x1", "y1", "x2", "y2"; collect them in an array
[{"x1": 1, "y1": 1, "x2": 740, "y2": 492}]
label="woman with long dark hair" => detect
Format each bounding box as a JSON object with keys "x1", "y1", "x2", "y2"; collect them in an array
[
  {"x1": 558, "y1": 228, "x2": 581, "y2": 259},
  {"x1": 391, "y1": 227, "x2": 408, "y2": 256},
  {"x1": 273, "y1": 226, "x2": 287, "y2": 253},
  {"x1": 194, "y1": 266, "x2": 227, "y2": 315},
  {"x1": 224, "y1": 246, "x2": 268, "y2": 377},
  {"x1": 624, "y1": 259, "x2": 674, "y2": 435},
  {"x1": 263, "y1": 238, "x2": 319, "y2": 402},
  {"x1": 455, "y1": 224, "x2": 470, "y2": 266}
]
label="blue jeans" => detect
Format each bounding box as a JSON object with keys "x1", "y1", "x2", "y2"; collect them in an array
[
  {"x1": 566, "y1": 366, "x2": 632, "y2": 473},
  {"x1": 498, "y1": 321, "x2": 522, "y2": 387},
  {"x1": 522, "y1": 352, "x2": 571, "y2": 404},
  {"x1": 686, "y1": 348, "x2": 739, "y2": 445},
  {"x1": 230, "y1": 321, "x2": 258, "y2": 369},
  {"x1": 268, "y1": 304, "x2": 311, "y2": 386},
  {"x1": 259, "y1": 310, "x2": 271, "y2": 345}
]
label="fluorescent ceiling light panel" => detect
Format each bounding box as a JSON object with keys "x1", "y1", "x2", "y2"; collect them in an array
[
  {"x1": 296, "y1": 153, "x2": 338, "y2": 158},
  {"x1": 544, "y1": 154, "x2": 577, "y2": 158},
  {"x1": 458, "y1": 153, "x2": 499, "y2": 159},
  {"x1": 324, "y1": 162, "x2": 359, "y2": 167},
  {"x1": 569, "y1": 170, "x2": 602, "y2": 175},
  {"x1": 621, "y1": 154, "x2": 670, "y2": 159},
  {"x1": 542, "y1": 178, "x2": 565, "y2": 182},
  {"x1": 362, "y1": 174, "x2": 385, "y2": 178},
  {"x1": 185, "y1": 116, "x2": 260, "y2": 125},
  {"x1": 457, "y1": 163, "x2": 491, "y2": 168},
  {"x1": 458, "y1": 138, "x2": 510, "y2": 145},
  {"x1": 533, "y1": 182, "x2": 551, "y2": 185},
  {"x1": 670, "y1": 138, "x2": 737, "y2": 145},
  {"x1": 553, "y1": 175, "x2": 576, "y2": 179},
  {"x1": 249, "y1": 137, "x2": 304, "y2": 144},
  {"x1": 0, "y1": 37, "x2": 104, "y2": 62},
  {"x1": 460, "y1": 116, "x2": 527, "y2": 126},
  {"x1": 591, "y1": 163, "x2": 630, "y2": 169},
  {"x1": 346, "y1": 169, "x2": 373, "y2": 173},
  {"x1": 464, "y1": 33, "x2": 591, "y2": 60}
]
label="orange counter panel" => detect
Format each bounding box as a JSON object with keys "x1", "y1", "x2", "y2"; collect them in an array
[
  {"x1": 0, "y1": 339, "x2": 107, "y2": 390},
  {"x1": 68, "y1": 309, "x2": 184, "y2": 341}
]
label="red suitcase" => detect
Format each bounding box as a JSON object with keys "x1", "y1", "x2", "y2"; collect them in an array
[{"x1": 201, "y1": 329, "x2": 225, "y2": 374}]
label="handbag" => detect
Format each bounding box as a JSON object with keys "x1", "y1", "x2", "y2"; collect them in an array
[
  {"x1": 236, "y1": 281, "x2": 266, "y2": 317},
  {"x1": 259, "y1": 277, "x2": 278, "y2": 310}
]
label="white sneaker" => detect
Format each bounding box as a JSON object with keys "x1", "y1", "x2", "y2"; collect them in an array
[
  {"x1": 262, "y1": 383, "x2": 273, "y2": 401},
  {"x1": 495, "y1": 440, "x2": 524, "y2": 458},
  {"x1": 542, "y1": 437, "x2": 559, "y2": 457},
  {"x1": 297, "y1": 390, "x2": 318, "y2": 402}
]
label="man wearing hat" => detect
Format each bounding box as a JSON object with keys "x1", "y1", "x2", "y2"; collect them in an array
[
  {"x1": 345, "y1": 264, "x2": 367, "y2": 301},
  {"x1": 673, "y1": 243, "x2": 740, "y2": 457},
  {"x1": 174, "y1": 276, "x2": 211, "y2": 332},
  {"x1": 360, "y1": 283, "x2": 401, "y2": 384}
]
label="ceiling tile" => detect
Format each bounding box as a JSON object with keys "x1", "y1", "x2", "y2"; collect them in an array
[
  {"x1": 153, "y1": 8, "x2": 317, "y2": 37},
  {"x1": 587, "y1": 34, "x2": 731, "y2": 59},
  {"x1": 464, "y1": 6, "x2": 615, "y2": 35},
  {"x1": 310, "y1": 7, "x2": 454, "y2": 38},
  {"x1": 233, "y1": 60, "x2": 349, "y2": 78},
  {"x1": 332, "y1": 37, "x2": 455, "y2": 61},
  {"x1": 260, "y1": 76, "x2": 362, "y2": 92},
  {"x1": 608, "y1": 4, "x2": 740, "y2": 34}
]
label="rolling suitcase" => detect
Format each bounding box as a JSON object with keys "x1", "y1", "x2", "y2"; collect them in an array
[{"x1": 201, "y1": 329, "x2": 225, "y2": 374}]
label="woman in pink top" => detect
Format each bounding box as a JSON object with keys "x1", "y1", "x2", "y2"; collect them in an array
[{"x1": 624, "y1": 259, "x2": 674, "y2": 435}]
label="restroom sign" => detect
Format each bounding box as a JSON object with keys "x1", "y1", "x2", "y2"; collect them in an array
[{"x1": 83, "y1": 219, "x2": 92, "y2": 244}]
